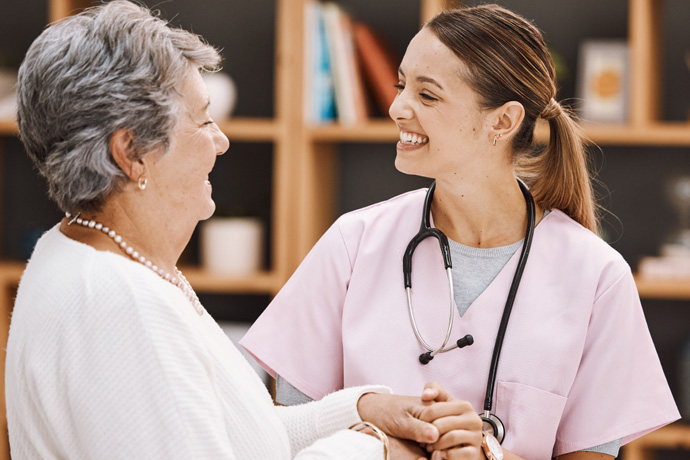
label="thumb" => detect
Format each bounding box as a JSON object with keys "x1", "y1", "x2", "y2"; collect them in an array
[{"x1": 422, "y1": 382, "x2": 455, "y2": 403}]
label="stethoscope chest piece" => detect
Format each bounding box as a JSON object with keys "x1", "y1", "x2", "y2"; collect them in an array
[{"x1": 481, "y1": 412, "x2": 506, "y2": 444}]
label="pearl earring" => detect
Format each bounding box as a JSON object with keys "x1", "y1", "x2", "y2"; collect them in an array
[{"x1": 137, "y1": 175, "x2": 148, "y2": 191}]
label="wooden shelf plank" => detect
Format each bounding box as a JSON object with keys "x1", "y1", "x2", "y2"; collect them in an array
[
  {"x1": 213, "y1": 118, "x2": 279, "y2": 141},
  {"x1": 634, "y1": 274, "x2": 690, "y2": 300},
  {"x1": 0, "y1": 261, "x2": 279, "y2": 295},
  {"x1": 0, "y1": 261, "x2": 686, "y2": 299},
  {"x1": 0, "y1": 261, "x2": 26, "y2": 284},
  {"x1": 0, "y1": 120, "x2": 17, "y2": 136},
  {"x1": 0, "y1": 118, "x2": 279, "y2": 141},
  {"x1": 535, "y1": 121, "x2": 690, "y2": 147},
  {"x1": 4, "y1": 117, "x2": 690, "y2": 147},
  {"x1": 178, "y1": 266, "x2": 280, "y2": 294},
  {"x1": 308, "y1": 119, "x2": 398, "y2": 142}
]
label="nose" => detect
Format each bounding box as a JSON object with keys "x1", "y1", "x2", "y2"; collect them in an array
[
  {"x1": 214, "y1": 123, "x2": 230, "y2": 156},
  {"x1": 388, "y1": 90, "x2": 412, "y2": 121}
]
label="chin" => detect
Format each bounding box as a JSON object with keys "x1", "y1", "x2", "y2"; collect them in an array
[
  {"x1": 198, "y1": 201, "x2": 217, "y2": 221},
  {"x1": 395, "y1": 156, "x2": 429, "y2": 178}
]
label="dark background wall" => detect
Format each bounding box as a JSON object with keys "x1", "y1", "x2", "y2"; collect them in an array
[{"x1": 1, "y1": 1, "x2": 688, "y2": 456}]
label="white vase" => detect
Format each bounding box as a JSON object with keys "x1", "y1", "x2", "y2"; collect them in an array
[{"x1": 201, "y1": 217, "x2": 263, "y2": 275}]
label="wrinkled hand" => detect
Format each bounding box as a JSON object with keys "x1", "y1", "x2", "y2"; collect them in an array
[
  {"x1": 357, "y1": 393, "x2": 440, "y2": 445},
  {"x1": 419, "y1": 382, "x2": 483, "y2": 460}
]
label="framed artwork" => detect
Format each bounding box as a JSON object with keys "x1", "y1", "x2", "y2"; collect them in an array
[{"x1": 576, "y1": 40, "x2": 629, "y2": 123}]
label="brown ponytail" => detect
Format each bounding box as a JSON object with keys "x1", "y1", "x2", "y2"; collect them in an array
[
  {"x1": 523, "y1": 100, "x2": 598, "y2": 232},
  {"x1": 426, "y1": 5, "x2": 599, "y2": 233}
]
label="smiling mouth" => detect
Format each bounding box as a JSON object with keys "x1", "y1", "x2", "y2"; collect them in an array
[{"x1": 399, "y1": 130, "x2": 429, "y2": 145}]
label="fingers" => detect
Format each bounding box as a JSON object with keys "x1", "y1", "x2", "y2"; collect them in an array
[
  {"x1": 431, "y1": 411, "x2": 482, "y2": 436},
  {"x1": 419, "y1": 399, "x2": 477, "y2": 424},
  {"x1": 430, "y1": 445, "x2": 483, "y2": 460},
  {"x1": 421, "y1": 381, "x2": 455, "y2": 403},
  {"x1": 358, "y1": 393, "x2": 440, "y2": 444},
  {"x1": 425, "y1": 423, "x2": 482, "y2": 451},
  {"x1": 393, "y1": 416, "x2": 440, "y2": 444}
]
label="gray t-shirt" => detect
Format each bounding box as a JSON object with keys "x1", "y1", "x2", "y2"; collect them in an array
[{"x1": 449, "y1": 237, "x2": 523, "y2": 317}]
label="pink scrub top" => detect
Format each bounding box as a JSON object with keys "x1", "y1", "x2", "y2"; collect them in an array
[{"x1": 241, "y1": 189, "x2": 680, "y2": 459}]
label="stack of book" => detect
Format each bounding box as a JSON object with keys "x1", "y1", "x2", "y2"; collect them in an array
[{"x1": 304, "y1": 1, "x2": 399, "y2": 125}]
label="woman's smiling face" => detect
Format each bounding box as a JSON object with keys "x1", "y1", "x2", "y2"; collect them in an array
[
  {"x1": 389, "y1": 27, "x2": 494, "y2": 180},
  {"x1": 143, "y1": 67, "x2": 230, "y2": 224}
]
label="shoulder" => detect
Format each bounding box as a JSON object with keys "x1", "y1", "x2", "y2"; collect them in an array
[
  {"x1": 538, "y1": 209, "x2": 632, "y2": 290},
  {"x1": 334, "y1": 188, "x2": 427, "y2": 236},
  {"x1": 15, "y1": 226, "x2": 178, "y2": 326}
]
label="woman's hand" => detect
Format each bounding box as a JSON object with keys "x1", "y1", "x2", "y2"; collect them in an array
[
  {"x1": 357, "y1": 393, "x2": 440, "y2": 445},
  {"x1": 418, "y1": 382, "x2": 484, "y2": 460}
]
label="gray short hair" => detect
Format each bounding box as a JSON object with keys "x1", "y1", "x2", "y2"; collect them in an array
[{"x1": 17, "y1": 0, "x2": 221, "y2": 213}]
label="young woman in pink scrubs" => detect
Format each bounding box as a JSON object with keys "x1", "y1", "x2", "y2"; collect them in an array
[{"x1": 242, "y1": 5, "x2": 680, "y2": 460}]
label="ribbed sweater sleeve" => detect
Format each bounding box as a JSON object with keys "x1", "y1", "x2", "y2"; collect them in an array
[{"x1": 276, "y1": 385, "x2": 392, "y2": 459}]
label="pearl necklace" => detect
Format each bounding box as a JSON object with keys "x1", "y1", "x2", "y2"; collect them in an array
[{"x1": 66, "y1": 212, "x2": 204, "y2": 316}]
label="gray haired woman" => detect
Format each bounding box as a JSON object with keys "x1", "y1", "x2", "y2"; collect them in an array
[{"x1": 5, "y1": 1, "x2": 466, "y2": 458}]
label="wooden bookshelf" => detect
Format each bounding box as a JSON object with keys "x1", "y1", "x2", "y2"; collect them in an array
[{"x1": 1, "y1": 1, "x2": 690, "y2": 459}]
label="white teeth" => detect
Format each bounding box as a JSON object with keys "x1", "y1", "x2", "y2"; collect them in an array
[{"x1": 399, "y1": 131, "x2": 428, "y2": 145}]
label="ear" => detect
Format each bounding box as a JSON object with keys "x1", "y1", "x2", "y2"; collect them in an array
[
  {"x1": 491, "y1": 101, "x2": 525, "y2": 141},
  {"x1": 110, "y1": 129, "x2": 144, "y2": 182}
]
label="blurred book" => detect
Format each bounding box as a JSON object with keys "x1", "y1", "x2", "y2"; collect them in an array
[
  {"x1": 321, "y1": 2, "x2": 367, "y2": 125},
  {"x1": 352, "y1": 20, "x2": 398, "y2": 116},
  {"x1": 304, "y1": 1, "x2": 336, "y2": 124},
  {"x1": 305, "y1": 1, "x2": 378, "y2": 126}
]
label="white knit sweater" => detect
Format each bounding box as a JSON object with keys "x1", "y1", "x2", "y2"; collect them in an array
[{"x1": 6, "y1": 225, "x2": 390, "y2": 459}]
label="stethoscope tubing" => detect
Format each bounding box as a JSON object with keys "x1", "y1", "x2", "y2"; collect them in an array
[
  {"x1": 405, "y1": 267, "x2": 455, "y2": 356},
  {"x1": 402, "y1": 178, "x2": 536, "y2": 443},
  {"x1": 482, "y1": 180, "x2": 535, "y2": 412}
]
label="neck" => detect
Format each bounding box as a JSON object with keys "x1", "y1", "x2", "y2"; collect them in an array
[
  {"x1": 430, "y1": 175, "x2": 540, "y2": 248},
  {"x1": 60, "y1": 199, "x2": 192, "y2": 274}
]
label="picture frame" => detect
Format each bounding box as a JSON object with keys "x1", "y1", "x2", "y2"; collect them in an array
[{"x1": 576, "y1": 40, "x2": 629, "y2": 123}]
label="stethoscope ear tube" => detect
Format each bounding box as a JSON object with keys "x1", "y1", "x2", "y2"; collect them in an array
[{"x1": 403, "y1": 181, "x2": 452, "y2": 288}]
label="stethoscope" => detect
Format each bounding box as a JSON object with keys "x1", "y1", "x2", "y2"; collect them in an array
[{"x1": 402, "y1": 178, "x2": 535, "y2": 444}]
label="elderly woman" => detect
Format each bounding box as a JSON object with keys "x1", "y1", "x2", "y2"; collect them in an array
[{"x1": 4, "y1": 2, "x2": 470, "y2": 459}]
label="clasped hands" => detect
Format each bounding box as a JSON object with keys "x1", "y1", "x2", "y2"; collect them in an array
[{"x1": 357, "y1": 382, "x2": 483, "y2": 460}]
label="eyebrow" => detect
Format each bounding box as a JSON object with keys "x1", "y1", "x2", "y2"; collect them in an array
[{"x1": 398, "y1": 68, "x2": 444, "y2": 91}]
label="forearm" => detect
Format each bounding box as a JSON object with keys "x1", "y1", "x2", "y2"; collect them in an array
[{"x1": 275, "y1": 385, "x2": 391, "y2": 456}]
